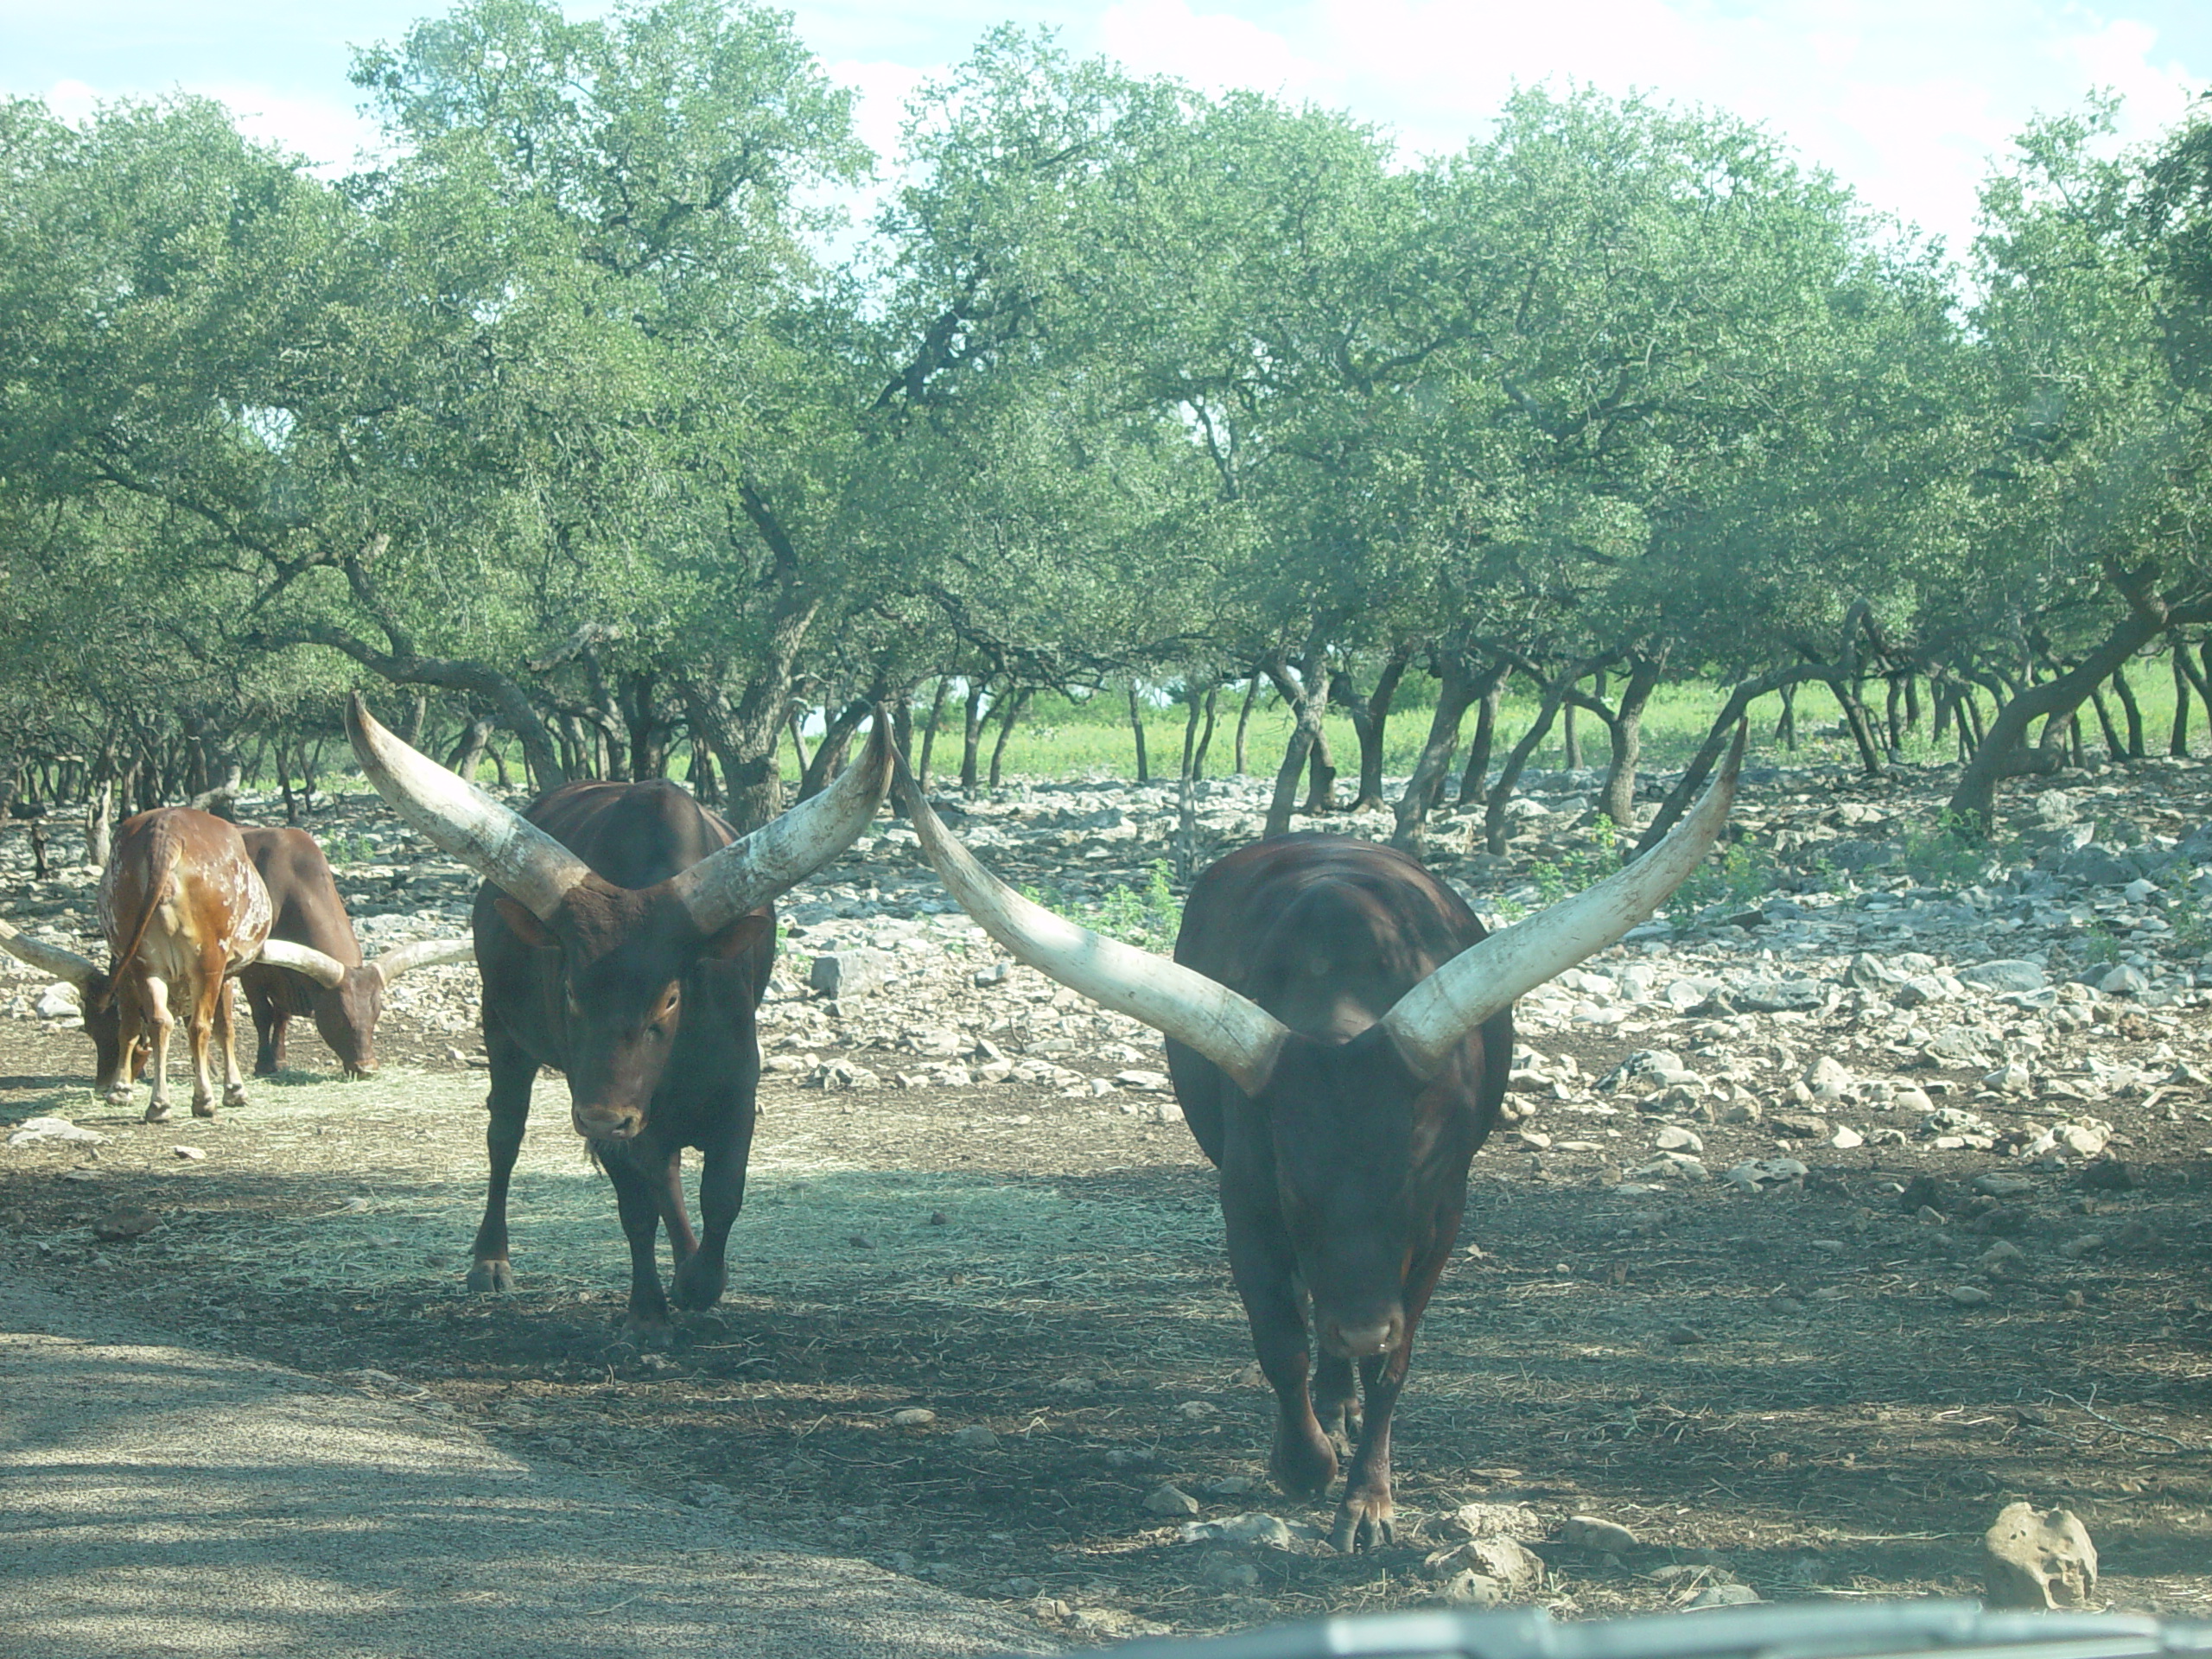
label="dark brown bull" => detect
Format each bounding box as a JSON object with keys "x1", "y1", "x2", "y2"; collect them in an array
[
  {"x1": 346, "y1": 695, "x2": 892, "y2": 1343},
  {"x1": 92, "y1": 808, "x2": 272, "y2": 1122},
  {"x1": 894, "y1": 730, "x2": 1740, "y2": 1551},
  {"x1": 236, "y1": 827, "x2": 474, "y2": 1078}
]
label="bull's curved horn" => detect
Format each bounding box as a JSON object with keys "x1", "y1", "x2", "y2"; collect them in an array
[
  {"x1": 1381, "y1": 721, "x2": 1746, "y2": 1080},
  {"x1": 366, "y1": 937, "x2": 477, "y2": 983},
  {"x1": 346, "y1": 694, "x2": 592, "y2": 922},
  {"x1": 0, "y1": 918, "x2": 105, "y2": 993},
  {"x1": 892, "y1": 753, "x2": 1290, "y2": 1096},
  {"x1": 664, "y1": 716, "x2": 894, "y2": 935},
  {"x1": 254, "y1": 938, "x2": 349, "y2": 989}
]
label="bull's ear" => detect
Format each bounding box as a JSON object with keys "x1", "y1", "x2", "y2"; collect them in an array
[
  {"x1": 704, "y1": 913, "x2": 774, "y2": 961},
  {"x1": 494, "y1": 897, "x2": 559, "y2": 950}
]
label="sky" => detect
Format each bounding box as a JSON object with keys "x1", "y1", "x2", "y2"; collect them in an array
[{"x1": 7, "y1": 0, "x2": 2211, "y2": 263}]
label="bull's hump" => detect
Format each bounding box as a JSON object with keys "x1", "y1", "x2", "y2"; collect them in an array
[{"x1": 523, "y1": 781, "x2": 734, "y2": 890}]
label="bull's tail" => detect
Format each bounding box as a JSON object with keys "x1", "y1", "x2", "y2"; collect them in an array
[{"x1": 101, "y1": 819, "x2": 180, "y2": 1007}]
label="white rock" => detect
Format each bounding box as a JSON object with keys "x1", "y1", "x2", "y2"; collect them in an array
[{"x1": 7, "y1": 1116, "x2": 107, "y2": 1147}]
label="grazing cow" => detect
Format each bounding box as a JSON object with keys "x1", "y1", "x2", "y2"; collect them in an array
[
  {"x1": 237, "y1": 827, "x2": 475, "y2": 1078},
  {"x1": 345, "y1": 695, "x2": 892, "y2": 1343},
  {"x1": 92, "y1": 808, "x2": 273, "y2": 1122},
  {"x1": 893, "y1": 729, "x2": 1740, "y2": 1551},
  {"x1": 0, "y1": 918, "x2": 135, "y2": 1094}
]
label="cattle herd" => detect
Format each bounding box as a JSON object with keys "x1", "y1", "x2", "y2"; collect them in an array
[{"x1": 0, "y1": 693, "x2": 1744, "y2": 1556}]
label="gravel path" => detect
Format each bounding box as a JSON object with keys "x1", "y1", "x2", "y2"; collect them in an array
[{"x1": 0, "y1": 1270, "x2": 1052, "y2": 1659}]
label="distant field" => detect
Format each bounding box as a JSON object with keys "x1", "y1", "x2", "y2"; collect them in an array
[{"x1": 862, "y1": 655, "x2": 2207, "y2": 786}]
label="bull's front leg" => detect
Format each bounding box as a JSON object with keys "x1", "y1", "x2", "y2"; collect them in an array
[
  {"x1": 467, "y1": 1022, "x2": 532, "y2": 1293},
  {"x1": 673, "y1": 1112, "x2": 752, "y2": 1312},
  {"x1": 1224, "y1": 1199, "x2": 1337, "y2": 1497},
  {"x1": 602, "y1": 1148, "x2": 675, "y2": 1347},
  {"x1": 248, "y1": 983, "x2": 289, "y2": 1076},
  {"x1": 1329, "y1": 1346, "x2": 1409, "y2": 1553},
  {"x1": 1329, "y1": 1227, "x2": 1458, "y2": 1553}
]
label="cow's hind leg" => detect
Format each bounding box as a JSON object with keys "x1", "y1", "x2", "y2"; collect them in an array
[
  {"x1": 184, "y1": 951, "x2": 226, "y2": 1116},
  {"x1": 216, "y1": 979, "x2": 248, "y2": 1108},
  {"x1": 603, "y1": 1149, "x2": 675, "y2": 1347},
  {"x1": 141, "y1": 978, "x2": 176, "y2": 1123},
  {"x1": 467, "y1": 1020, "x2": 532, "y2": 1294}
]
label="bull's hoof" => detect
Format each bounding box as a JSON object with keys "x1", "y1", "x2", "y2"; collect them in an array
[
  {"x1": 621, "y1": 1312, "x2": 675, "y2": 1351},
  {"x1": 191, "y1": 1099, "x2": 219, "y2": 1119},
  {"x1": 466, "y1": 1259, "x2": 515, "y2": 1294},
  {"x1": 1329, "y1": 1486, "x2": 1395, "y2": 1554},
  {"x1": 140, "y1": 1099, "x2": 167, "y2": 1123},
  {"x1": 1270, "y1": 1421, "x2": 1338, "y2": 1497},
  {"x1": 223, "y1": 1084, "x2": 249, "y2": 1109},
  {"x1": 671, "y1": 1255, "x2": 726, "y2": 1311}
]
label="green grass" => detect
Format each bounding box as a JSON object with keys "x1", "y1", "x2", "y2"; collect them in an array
[{"x1": 256, "y1": 651, "x2": 2212, "y2": 802}]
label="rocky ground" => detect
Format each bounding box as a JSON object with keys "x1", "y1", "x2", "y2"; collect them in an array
[{"x1": 1, "y1": 753, "x2": 2209, "y2": 1643}]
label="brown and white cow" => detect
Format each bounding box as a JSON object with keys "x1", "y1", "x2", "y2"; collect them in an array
[
  {"x1": 92, "y1": 808, "x2": 273, "y2": 1122},
  {"x1": 894, "y1": 729, "x2": 1740, "y2": 1552},
  {"x1": 237, "y1": 827, "x2": 474, "y2": 1078},
  {"x1": 345, "y1": 695, "x2": 892, "y2": 1343}
]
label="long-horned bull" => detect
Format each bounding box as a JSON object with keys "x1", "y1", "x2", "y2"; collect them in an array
[
  {"x1": 0, "y1": 918, "x2": 136, "y2": 1095},
  {"x1": 894, "y1": 728, "x2": 1742, "y2": 1551},
  {"x1": 346, "y1": 694, "x2": 893, "y2": 1342},
  {"x1": 87, "y1": 808, "x2": 274, "y2": 1121},
  {"x1": 238, "y1": 827, "x2": 475, "y2": 1079}
]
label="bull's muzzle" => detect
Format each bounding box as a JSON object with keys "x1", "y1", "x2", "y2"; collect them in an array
[
  {"x1": 1319, "y1": 1311, "x2": 1403, "y2": 1359},
  {"x1": 571, "y1": 1103, "x2": 644, "y2": 1141}
]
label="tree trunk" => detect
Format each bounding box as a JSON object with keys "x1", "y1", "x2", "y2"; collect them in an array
[
  {"x1": 960, "y1": 679, "x2": 988, "y2": 791},
  {"x1": 1337, "y1": 644, "x2": 1411, "y2": 810},
  {"x1": 1457, "y1": 673, "x2": 1505, "y2": 805},
  {"x1": 445, "y1": 715, "x2": 495, "y2": 785},
  {"x1": 1302, "y1": 722, "x2": 1338, "y2": 814},
  {"x1": 2109, "y1": 665, "x2": 2145, "y2": 758},
  {"x1": 87, "y1": 779, "x2": 114, "y2": 868},
  {"x1": 1484, "y1": 665, "x2": 1584, "y2": 854},
  {"x1": 1948, "y1": 612, "x2": 2169, "y2": 834},
  {"x1": 799, "y1": 699, "x2": 871, "y2": 801},
  {"x1": 402, "y1": 693, "x2": 428, "y2": 749},
  {"x1": 1777, "y1": 683, "x2": 1797, "y2": 750},
  {"x1": 1128, "y1": 681, "x2": 1150, "y2": 784},
  {"x1": 690, "y1": 737, "x2": 720, "y2": 805},
  {"x1": 916, "y1": 677, "x2": 950, "y2": 790},
  {"x1": 1561, "y1": 699, "x2": 1581, "y2": 769},
  {"x1": 786, "y1": 712, "x2": 812, "y2": 779},
  {"x1": 1232, "y1": 676, "x2": 1259, "y2": 775},
  {"x1": 987, "y1": 687, "x2": 1032, "y2": 790},
  {"x1": 1633, "y1": 664, "x2": 1821, "y2": 856},
  {"x1": 1595, "y1": 656, "x2": 1664, "y2": 828},
  {"x1": 1179, "y1": 686, "x2": 1205, "y2": 781},
  {"x1": 1392, "y1": 651, "x2": 1479, "y2": 849},
  {"x1": 1263, "y1": 650, "x2": 1332, "y2": 838},
  {"x1": 2087, "y1": 683, "x2": 2126, "y2": 762},
  {"x1": 1827, "y1": 676, "x2": 1885, "y2": 774},
  {"x1": 1192, "y1": 684, "x2": 1219, "y2": 780},
  {"x1": 2172, "y1": 649, "x2": 2192, "y2": 756}
]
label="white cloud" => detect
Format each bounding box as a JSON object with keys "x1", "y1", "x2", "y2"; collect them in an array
[
  {"x1": 203, "y1": 85, "x2": 384, "y2": 172},
  {"x1": 829, "y1": 56, "x2": 936, "y2": 174},
  {"x1": 42, "y1": 78, "x2": 99, "y2": 124},
  {"x1": 2054, "y1": 16, "x2": 2196, "y2": 134},
  {"x1": 1096, "y1": 0, "x2": 1322, "y2": 99}
]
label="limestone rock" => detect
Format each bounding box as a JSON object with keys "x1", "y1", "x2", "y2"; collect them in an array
[{"x1": 1982, "y1": 1503, "x2": 2097, "y2": 1608}]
